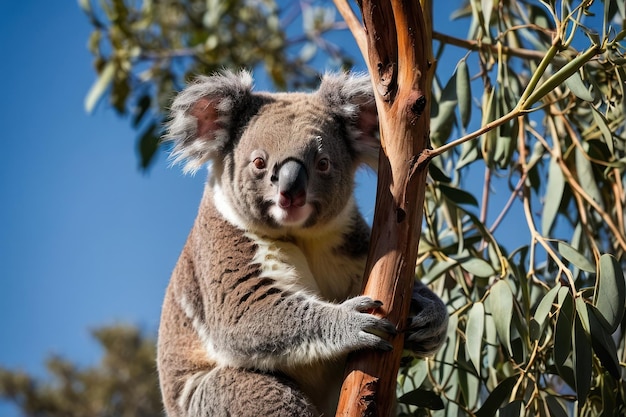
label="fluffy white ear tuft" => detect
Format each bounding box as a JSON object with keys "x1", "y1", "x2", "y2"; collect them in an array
[
  {"x1": 317, "y1": 73, "x2": 380, "y2": 169},
  {"x1": 165, "y1": 70, "x2": 254, "y2": 174}
]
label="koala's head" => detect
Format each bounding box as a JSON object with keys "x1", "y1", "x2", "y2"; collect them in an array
[{"x1": 166, "y1": 70, "x2": 379, "y2": 236}]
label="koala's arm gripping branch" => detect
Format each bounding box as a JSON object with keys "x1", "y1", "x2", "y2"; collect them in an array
[{"x1": 334, "y1": 1, "x2": 434, "y2": 416}]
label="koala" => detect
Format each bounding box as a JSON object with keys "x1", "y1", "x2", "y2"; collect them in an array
[{"x1": 157, "y1": 70, "x2": 448, "y2": 417}]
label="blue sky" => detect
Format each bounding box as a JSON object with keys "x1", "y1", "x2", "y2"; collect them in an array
[
  {"x1": 0, "y1": 1, "x2": 208, "y2": 412},
  {"x1": 0, "y1": 3, "x2": 379, "y2": 414}
]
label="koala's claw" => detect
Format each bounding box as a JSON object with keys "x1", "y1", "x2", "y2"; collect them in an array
[
  {"x1": 342, "y1": 295, "x2": 384, "y2": 312},
  {"x1": 404, "y1": 283, "x2": 449, "y2": 357}
]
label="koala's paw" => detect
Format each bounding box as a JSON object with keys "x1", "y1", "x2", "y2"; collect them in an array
[
  {"x1": 339, "y1": 296, "x2": 397, "y2": 352},
  {"x1": 405, "y1": 286, "x2": 449, "y2": 357}
]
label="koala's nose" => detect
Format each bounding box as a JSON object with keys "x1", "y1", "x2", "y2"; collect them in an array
[{"x1": 276, "y1": 160, "x2": 308, "y2": 208}]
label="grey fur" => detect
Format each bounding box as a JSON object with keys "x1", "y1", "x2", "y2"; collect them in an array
[{"x1": 157, "y1": 70, "x2": 448, "y2": 417}]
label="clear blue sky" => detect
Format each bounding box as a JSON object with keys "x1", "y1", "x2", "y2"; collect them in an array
[
  {"x1": 0, "y1": 1, "x2": 207, "y2": 413},
  {"x1": 0, "y1": 3, "x2": 378, "y2": 415}
]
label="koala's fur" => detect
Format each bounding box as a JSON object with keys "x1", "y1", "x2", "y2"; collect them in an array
[{"x1": 157, "y1": 70, "x2": 448, "y2": 417}]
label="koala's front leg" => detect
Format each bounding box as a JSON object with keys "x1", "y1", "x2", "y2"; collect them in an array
[
  {"x1": 207, "y1": 292, "x2": 397, "y2": 370},
  {"x1": 404, "y1": 280, "x2": 449, "y2": 357}
]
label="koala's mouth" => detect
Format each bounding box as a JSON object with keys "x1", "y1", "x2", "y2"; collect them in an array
[{"x1": 269, "y1": 203, "x2": 314, "y2": 227}]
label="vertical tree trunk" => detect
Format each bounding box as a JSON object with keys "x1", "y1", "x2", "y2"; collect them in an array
[{"x1": 334, "y1": 1, "x2": 433, "y2": 416}]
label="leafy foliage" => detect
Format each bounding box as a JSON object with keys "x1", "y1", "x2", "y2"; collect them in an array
[
  {"x1": 395, "y1": 0, "x2": 626, "y2": 415},
  {"x1": 80, "y1": 0, "x2": 356, "y2": 168},
  {"x1": 3, "y1": 0, "x2": 623, "y2": 416},
  {"x1": 0, "y1": 326, "x2": 161, "y2": 417}
]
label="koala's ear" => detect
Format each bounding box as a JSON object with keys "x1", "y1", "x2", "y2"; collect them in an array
[
  {"x1": 317, "y1": 73, "x2": 380, "y2": 169},
  {"x1": 165, "y1": 70, "x2": 253, "y2": 174}
]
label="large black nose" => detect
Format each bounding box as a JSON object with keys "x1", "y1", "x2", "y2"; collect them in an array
[{"x1": 275, "y1": 160, "x2": 308, "y2": 208}]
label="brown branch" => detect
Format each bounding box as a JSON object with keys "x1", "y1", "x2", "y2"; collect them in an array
[
  {"x1": 335, "y1": 0, "x2": 433, "y2": 416},
  {"x1": 433, "y1": 31, "x2": 552, "y2": 62}
]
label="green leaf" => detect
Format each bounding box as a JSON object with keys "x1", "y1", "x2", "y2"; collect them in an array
[
  {"x1": 431, "y1": 72, "x2": 458, "y2": 145},
  {"x1": 487, "y1": 280, "x2": 513, "y2": 356},
  {"x1": 541, "y1": 157, "x2": 564, "y2": 236},
  {"x1": 422, "y1": 259, "x2": 457, "y2": 284},
  {"x1": 138, "y1": 123, "x2": 161, "y2": 170},
  {"x1": 456, "y1": 59, "x2": 472, "y2": 128},
  {"x1": 85, "y1": 60, "x2": 116, "y2": 114},
  {"x1": 78, "y1": 0, "x2": 92, "y2": 14},
  {"x1": 588, "y1": 304, "x2": 621, "y2": 378},
  {"x1": 458, "y1": 257, "x2": 496, "y2": 278},
  {"x1": 439, "y1": 183, "x2": 479, "y2": 207},
  {"x1": 499, "y1": 400, "x2": 523, "y2": 417},
  {"x1": 428, "y1": 163, "x2": 452, "y2": 183},
  {"x1": 591, "y1": 107, "x2": 615, "y2": 154},
  {"x1": 575, "y1": 143, "x2": 603, "y2": 208},
  {"x1": 475, "y1": 376, "x2": 518, "y2": 417},
  {"x1": 466, "y1": 302, "x2": 485, "y2": 374},
  {"x1": 573, "y1": 315, "x2": 592, "y2": 401},
  {"x1": 556, "y1": 241, "x2": 595, "y2": 272},
  {"x1": 398, "y1": 388, "x2": 444, "y2": 410},
  {"x1": 554, "y1": 288, "x2": 573, "y2": 368},
  {"x1": 545, "y1": 396, "x2": 569, "y2": 417},
  {"x1": 530, "y1": 284, "x2": 560, "y2": 341},
  {"x1": 456, "y1": 139, "x2": 481, "y2": 170},
  {"x1": 594, "y1": 254, "x2": 626, "y2": 332},
  {"x1": 563, "y1": 71, "x2": 594, "y2": 102}
]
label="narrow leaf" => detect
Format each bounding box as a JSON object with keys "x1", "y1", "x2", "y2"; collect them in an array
[
  {"x1": 575, "y1": 144, "x2": 603, "y2": 208},
  {"x1": 488, "y1": 280, "x2": 513, "y2": 356},
  {"x1": 594, "y1": 254, "x2": 626, "y2": 332},
  {"x1": 456, "y1": 59, "x2": 472, "y2": 128},
  {"x1": 431, "y1": 72, "x2": 458, "y2": 145},
  {"x1": 546, "y1": 397, "x2": 569, "y2": 417},
  {"x1": 85, "y1": 60, "x2": 116, "y2": 114},
  {"x1": 557, "y1": 241, "x2": 595, "y2": 272},
  {"x1": 541, "y1": 157, "x2": 564, "y2": 236},
  {"x1": 588, "y1": 304, "x2": 621, "y2": 378},
  {"x1": 459, "y1": 257, "x2": 496, "y2": 278},
  {"x1": 466, "y1": 302, "x2": 485, "y2": 374},
  {"x1": 475, "y1": 376, "x2": 518, "y2": 417},
  {"x1": 554, "y1": 288, "x2": 573, "y2": 368},
  {"x1": 440, "y1": 183, "x2": 479, "y2": 206},
  {"x1": 591, "y1": 107, "x2": 615, "y2": 154},
  {"x1": 563, "y1": 71, "x2": 594, "y2": 102},
  {"x1": 573, "y1": 315, "x2": 592, "y2": 401},
  {"x1": 530, "y1": 284, "x2": 560, "y2": 341},
  {"x1": 398, "y1": 388, "x2": 444, "y2": 410}
]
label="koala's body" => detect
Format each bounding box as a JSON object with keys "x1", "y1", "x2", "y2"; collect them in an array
[{"x1": 157, "y1": 71, "x2": 448, "y2": 417}]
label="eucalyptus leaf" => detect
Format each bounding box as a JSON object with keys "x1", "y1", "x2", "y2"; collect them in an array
[
  {"x1": 398, "y1": 388, "x2": 444, "y2": 410},
  {"x1": 573, "y1": 315, "x2": 592, "y2": 401},
  {"x1": 475, "y1": 376, "x2": 518, "y2": 417},
  {"x1": 541, "y1": 157, "x2": 565, "y2": 236},
  {"x1": 466, "y1": 302, "x2": 485, "y2": 374},
  {"x1": 530, "y1": 284, "x2": 560, "y2": 341},
  {"x1": 575, "y1": 144, "x2": 603, "y2": 208},
  {"x1": 487, "y1": 280, "x2": 513, "y2": 356},
  {"x1": 591, "y1": 107, "x2": 615, "y2": 154},
  {"x1": 588, "y1": 304, "x2": 621, "y2": 378},
  {"x1": 557, "y1": 241, "x2": 595, "y2": 272},
  {"x1": 563, "y1": 71, "x2": 594, "y2": 102},
  {"x1": 459, "y1": 257, "x2": 496, "y2": 278},
  {"x1": 457, "y1": 59, "x2": 472, "y2": 128},
  {"x1": 594, "y1": 254, "x2": 626, "y2": 332},
  {"x1": 431, "y1": 72, "x2": 459, "y2": 145},
  {"x1": 85, "y1": 60, "x2": 116, "y2": 114},
  {"x1": 546, "y1": 396, "x2": 569, "y2": 417},
  {"x1": 554, "y1": 288, "x2": 573, "y2": 368},
  {"x1": 439, "y1": 183, "x2": 479, "y2": 207}
]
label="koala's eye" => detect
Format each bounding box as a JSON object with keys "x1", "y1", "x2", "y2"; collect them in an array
[
  {"x1": 316, "y1": 158, "x2": 330, "y2": 172},
  {"x1": 252, "y1": 157, "x2": 266, "y2": 170}
]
